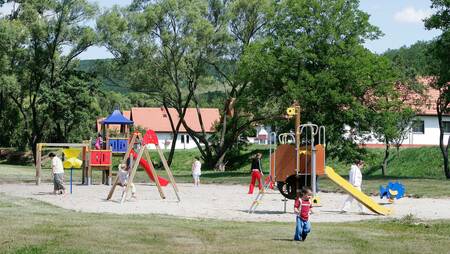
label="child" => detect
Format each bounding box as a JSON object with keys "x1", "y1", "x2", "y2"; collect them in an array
[
  {"x1": 118, "y1": 163, "x2": 137, "y2": 199},
  {"x1": 191, "y1": 157, "x2": 202, "y2": 186},
  {"x1": 94, "y1": 133, "x2": 103, "y2": 150},
  {"x1": 248, "y1": 153, "x2": 263, "y2": 194},
  {"x1": 341, "y1": 160, "x2": 364, "y2": 213},
  {"x1": 49, "y1": 152, "x2": 65, "y2": 195},
  {"x1": 294, "y1": 187, "x2": 313, "y2": 241}
]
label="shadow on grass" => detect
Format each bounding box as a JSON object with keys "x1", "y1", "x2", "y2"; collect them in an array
[
  {"x1": 271, "y1": 238, "x2": 295, "y2": 242},
  {"x1": 238, "y1": 209, "x2": 288, "y2": 215}
]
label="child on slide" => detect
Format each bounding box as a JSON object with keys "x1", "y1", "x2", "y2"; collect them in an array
[
  {"x1": 118, "y1": 163, "x2": 137, "y2": 199},
  {"x1": 294, "y1": 187, "x2": 313, "y2": 241}
]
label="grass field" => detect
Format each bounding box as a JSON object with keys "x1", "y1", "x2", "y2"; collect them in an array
[{"x1": 0, "y1": 194, "x2": 450, "y2": 254}]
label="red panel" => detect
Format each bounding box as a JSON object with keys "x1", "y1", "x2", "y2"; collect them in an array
[
  {"x1": 143, "y1": 130, "x2": 159, "y2": 145},
  {"x1": 90, "y1": 150, "x2": 112, "y2": 166}
]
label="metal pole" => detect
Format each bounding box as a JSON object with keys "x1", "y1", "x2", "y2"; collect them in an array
[
  {"x1": 311, "y1": 136, "x2": 317, "y2": 196},
  {"x1": 70, "y1": 167, "x2": 73, "y2": 194}
]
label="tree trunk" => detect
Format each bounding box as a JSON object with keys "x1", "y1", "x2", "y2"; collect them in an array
[
  {"x1": 382, "y1": 142, "x2": 390, "y2": 176},
  {"x1": 438, "y1": 108, "x2": 450, "y2": 179}
]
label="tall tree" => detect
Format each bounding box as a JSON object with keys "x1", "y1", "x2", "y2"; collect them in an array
[
  {"x1": 97, "y1": 0, "x2": 225, "y2": 166},
  {"x1": 240, "y1": 0, "x2": 400, "y2": 162},
  {"x1": 425, "y1": 0, "x2": 450, "y2": 178},
  {"x1": 0, "y1": 0, "x2": 98, "y2": 160}
]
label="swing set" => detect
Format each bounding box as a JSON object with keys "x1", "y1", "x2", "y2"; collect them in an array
[{"x1": 106, "y1": 130, "x2": 180, "y2": 203}]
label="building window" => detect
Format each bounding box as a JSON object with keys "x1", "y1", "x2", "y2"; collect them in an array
[
  {"x1": 180, "y1": 134, "x2": 190, "y2": 144},
  {"x1": 443, "y1": 121, "x2": 450, "y2": 134},
  {"x1": 412, "y1": 120, "x2": 425, "y2": 134}
]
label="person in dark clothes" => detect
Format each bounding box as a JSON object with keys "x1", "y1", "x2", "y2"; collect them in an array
[{"x1": 248, "y1": 153, "x2": 264, "y2": 194}]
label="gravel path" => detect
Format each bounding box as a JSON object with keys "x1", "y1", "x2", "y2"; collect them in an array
[{"x1": 1, "y1": 183, "x2": 449, "y2": 222}]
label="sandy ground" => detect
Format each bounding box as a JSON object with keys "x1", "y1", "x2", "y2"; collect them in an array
[{"x1": 1, "y1": 183, "x2": 450, "y2": 222}]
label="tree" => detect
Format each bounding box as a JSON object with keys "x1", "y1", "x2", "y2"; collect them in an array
[
  {"x1": 239, "y1": 0, "x2": 400, "y2": 162},
  {"x1": 97, "y1": 0, "x2": 225, "y2": 166},
  {"x1": 0, "y1": 0, "x2": 98, "y2": 160},
  {"x1": 425, "y1": 0, "x2": 450, "y2": 178}
]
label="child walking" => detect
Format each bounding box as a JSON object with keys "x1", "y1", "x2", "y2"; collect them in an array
[
  {"x1": 49, "y1": 152, "x2": 65, "y2": 195},
  {"x1": 192, "y1": 157, "x2": 202, "y2": 186},
  {"x1": 294, "y1": 187, "x2": 313, "y2": 241},
  {"x1": 248, "y1": 153, "x2": 263, "y2": 194},
  {"x1": 341, "y1": 160, "x2": 364, "y2": 213}
]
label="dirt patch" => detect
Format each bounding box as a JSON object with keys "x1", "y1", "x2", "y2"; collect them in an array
[{"x1": 1, "y1": 183, "x2": 449, "y2": 222}]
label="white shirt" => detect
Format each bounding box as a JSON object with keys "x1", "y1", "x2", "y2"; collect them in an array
[
  {"x1": 192, "y1": 160, "x2": 202, "y2": 175},
  {"x1": 348, "y1": 164, "x2": 362, "y2": 187},
  {"x1": 52, "y1": 157, "x2": 64, "y2": 174},
  {"x1": 118, "y1": 166, "x2": 129, "y2": 185}
]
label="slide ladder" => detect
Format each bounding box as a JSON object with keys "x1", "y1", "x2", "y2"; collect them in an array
[
  {"x1": 248, "y1": 177, "x2": 273, "y2": 213},
  {"x1": 325, "y1": 166, "x2": 392, "y2": 215}
]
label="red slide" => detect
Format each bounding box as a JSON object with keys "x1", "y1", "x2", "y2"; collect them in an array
[{"x1": 130, "y1": 150, "x2": 169, "y2": 186}]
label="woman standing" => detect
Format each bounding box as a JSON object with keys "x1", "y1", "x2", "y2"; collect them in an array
[{"x1": 248, "y1": 153, "x2": 263, "y2": 194}]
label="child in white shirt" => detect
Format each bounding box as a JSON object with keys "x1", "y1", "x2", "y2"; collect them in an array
[
  {"x1": 192, "y1": 157, "x2": 202, "y2": 186},
  {"x1": 118, "y1": 163, "x2": 136, "y2": 199},
  {"x1": 49, "y1": 152, "x2": 65, "y2": 195},
  {"x1": 341, "y1": 160, "x2": 364, "y2": 213}
]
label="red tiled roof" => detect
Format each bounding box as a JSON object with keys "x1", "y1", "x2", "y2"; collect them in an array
[
  {"x1": 130, "y1": 107, "x2": 220, "y2": 133},
  {"x1": 405, "y1": 77, "x2": 443, "y2": 116}
]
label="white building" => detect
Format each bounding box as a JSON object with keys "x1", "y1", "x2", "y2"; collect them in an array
[{"x1": 352, "y1": 82, "x2": 450, "y2": 147}]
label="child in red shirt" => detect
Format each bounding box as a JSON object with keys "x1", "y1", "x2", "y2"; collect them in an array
[{"x1": 294, "y1": 187, "x2": 313, "y2": 241}]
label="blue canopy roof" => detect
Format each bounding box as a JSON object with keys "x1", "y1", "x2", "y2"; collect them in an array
[{"x1": 102, "y1": 109, "x2": 133, "y2": 125}]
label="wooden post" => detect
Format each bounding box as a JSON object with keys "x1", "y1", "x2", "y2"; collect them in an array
[
  {"x1": 107, "y1": 133, "x2": 139, "y2": 200},
  {"x1": 35, "y1": 143, "x2": 42, "y2": 185},
  {"x1": 87, "y1": 149, "x2": 92, "y2": 185},
  {"x1": 143, "y1": 148, "x2": 165, "y2": 200},
  {"x1": 156, "y1": 144, "x2": 180, "y2": 201},
  {"x1": 120, "y1": 147, "x2": 145, "y2": 204}
]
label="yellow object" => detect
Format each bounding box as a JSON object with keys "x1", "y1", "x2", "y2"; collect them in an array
[
  {"x1": 388, "y1": 189, "x2": 398, "y2": 196},
  {"x1": 63, "y1": 148, "x2": 83, "y2": 169},
  {"x1": 312, "y1": 196, "x2": 321, "y2": 206},
  {"x1": 286, "y1": 107, "x2": 297, "y2": 116},
  {"x1": 325, "y1": 166, "x2": 392, "y2": 215}
]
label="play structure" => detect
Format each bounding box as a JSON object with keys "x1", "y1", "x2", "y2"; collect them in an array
[
  {"x1": 106, "y1": 130, "x2": 180, "y2": 203},
  {"x1": 62, "y1": 148, "x2": 83, "y2": 194},
  {"x1": 380, "y1": 181, "x2": 405, "y2": 203},
  {"x1": 250, "y1": 103, "x2": 392, "y2": 215},
  {"x1": 35, "y1": 143, "x2": 112, "y2": 186},
  {"x1": 100, "y1": 109, "x2": 134, "y2": 153}
]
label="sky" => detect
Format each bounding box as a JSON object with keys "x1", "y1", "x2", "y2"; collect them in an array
[{"x1": 0, "y1": 0, "x2": 443, "y2": 59}]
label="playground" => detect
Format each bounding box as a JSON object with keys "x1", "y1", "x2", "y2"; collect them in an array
[{"x1": 1, "y1": 182, "x2": 450, "y2": 223}]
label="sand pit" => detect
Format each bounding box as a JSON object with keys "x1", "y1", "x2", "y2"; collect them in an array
[{"x1": 1, "y1": 183, "x2": 450, "y2": 222}]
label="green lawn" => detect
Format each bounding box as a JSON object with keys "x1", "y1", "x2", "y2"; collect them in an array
[{"x1": 0, "y1": 194, "x2": 449, "y2": 254}]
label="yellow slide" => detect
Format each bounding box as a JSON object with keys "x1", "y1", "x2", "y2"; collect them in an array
[{"x1": 325, "y1": 166, "x2": 392, "y2": 215}]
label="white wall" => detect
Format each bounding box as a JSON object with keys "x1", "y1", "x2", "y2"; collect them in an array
[
  {"x1": 145, "y1": 132, "x2": 211, "y2": 150},
  {"x1": 404, "y1": 115, "x2": 450, "y2": 145},
  {"x1": 346, "y1": 115, "x2": 450, "y2": 146}
]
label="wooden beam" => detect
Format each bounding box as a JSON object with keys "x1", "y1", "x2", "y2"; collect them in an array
[
  {"x1": 143, "y1": 148, "x2": 165, "y2": 200},
  {"x1": 38, "y1": 143, "x2": 89, "y2": 148},
  {"x1": 155, "y1": 144, "x2": 180, "y2": 201},
  {"x1": 121, "y1": 145, "x2": 147, "y2": 203},
  {"x1": 107, "y1": 132, "x2": 139, "y2": 200},
  {"x1": 35, "y1": 143, "x2": 42, "y2": 185}
]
